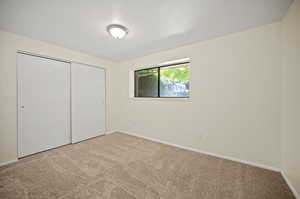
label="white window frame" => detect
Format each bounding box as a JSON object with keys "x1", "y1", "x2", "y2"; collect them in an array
[{"x1": 129, "y1": 58, "x2": 191, "y2": 101}]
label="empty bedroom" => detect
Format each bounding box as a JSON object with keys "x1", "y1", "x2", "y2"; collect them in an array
[{"x1": 0, "y1": 0, "x2": 299, "y2": 198}]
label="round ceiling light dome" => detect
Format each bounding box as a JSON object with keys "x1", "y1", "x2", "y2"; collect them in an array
[{"x1": 107, "y1": 24, "x2": 128, "y2": 39}]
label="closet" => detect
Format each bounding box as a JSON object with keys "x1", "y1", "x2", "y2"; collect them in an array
[
  {"x1": 71, "y1": 62, "x2": 106, "y2": 143},
  {"x1": 17, "y1": 53, "x2": 105, "y2": 157}
]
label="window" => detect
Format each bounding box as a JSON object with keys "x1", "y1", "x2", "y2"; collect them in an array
[
  {"x1": 134, "y1": 61, "x2": 190, "y2": 98},
  {"x1": 134, "y1": 68, "x2": 158, "y2": 97}
]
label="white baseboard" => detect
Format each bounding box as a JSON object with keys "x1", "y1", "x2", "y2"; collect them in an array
[
  {"x1": 121, "y1": 131, "x2": 280, "y2": 172},
  {"x1": 281, "y1": 171, "x2": 299, "y2": 199},
  {"x1": 0, "y1": 159, "x2": 18, "y2": 167},
  {"x1": 105, "y1": 130, "x2": 116, "y2": 135}
]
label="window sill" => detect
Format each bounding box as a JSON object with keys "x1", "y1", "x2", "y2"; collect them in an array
[{"x1": 129, "y1": 97, "x2": 191, "y2": 102}]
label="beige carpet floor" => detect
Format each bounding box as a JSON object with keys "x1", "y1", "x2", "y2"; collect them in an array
[{"x1": 0, "y1": 132, "x2": 295, "y2": 199}]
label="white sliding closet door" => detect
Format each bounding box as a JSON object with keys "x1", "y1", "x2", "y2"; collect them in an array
[
  {"x1": 18, "y1": 53, "x2": 70, "y2": 157},
  {"x1": 71, "y1": 63, "x2": 106, "y2": 143}
]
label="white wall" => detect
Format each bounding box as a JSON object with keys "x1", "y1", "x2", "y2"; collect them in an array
[
  {"x1": 282, "y1": 0, "x2": 300, "y2": 196},
  {"x1": 112, "y1": 23, "x2": 282, "y2": 169},
  {"x1": 0, "y1": 30, "x2": 117, "y2": 165}
]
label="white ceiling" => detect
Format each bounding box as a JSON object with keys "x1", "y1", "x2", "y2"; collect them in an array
[{"x1": 0, "y1": 0, "x2": 293, "y2": 61}]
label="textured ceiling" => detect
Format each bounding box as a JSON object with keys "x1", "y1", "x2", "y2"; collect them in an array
[{"x1": 0, "y1": 0, "x2": 293, "y2": 61}]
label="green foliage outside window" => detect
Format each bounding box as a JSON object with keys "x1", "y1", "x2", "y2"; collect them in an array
[
  {"x1": 135, "y1": 63, "x2": 190, "y2": 98},
  {"x1": 160, "y1": 65, "x2": 189, "y2": 82}
]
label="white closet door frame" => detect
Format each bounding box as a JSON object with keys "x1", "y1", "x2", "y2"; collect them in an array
[
  {"x1": 71, "y1": 62, "x2": 107, "y2": 143},
  {"x1": 17, "y1": 52, "x2": 71, "y2": 158},
  {"x1": 16, "y1": 51, "x2": 107, "y2": 156}
]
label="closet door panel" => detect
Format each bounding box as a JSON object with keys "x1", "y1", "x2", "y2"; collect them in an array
[
  {"x1": 71, "y1": 63, "x2": 105, "y2": 143},
  {"x1": 18, "y1": 53, "x2": 70, "y2": 157}
]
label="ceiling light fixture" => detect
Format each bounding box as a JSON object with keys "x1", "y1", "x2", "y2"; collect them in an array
[{"x1": 107, "y1": 24, "x2": 128, "y2": 39}]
